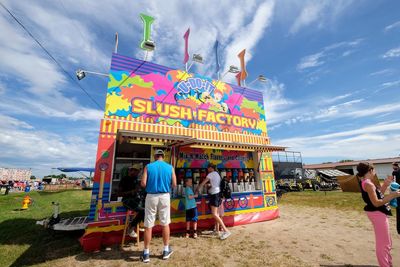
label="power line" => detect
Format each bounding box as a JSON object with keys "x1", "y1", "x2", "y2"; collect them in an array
[
  {"x1": 0, "y1": 2, "x2": 104, "y2": 110},
  {"x1": 59, "y1": 0, "x2": 108, "y2": 73}
]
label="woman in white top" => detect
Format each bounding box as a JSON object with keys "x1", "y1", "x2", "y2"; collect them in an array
[{"x1": 197, "y1": 163, "x2": 231, "y2": 240}]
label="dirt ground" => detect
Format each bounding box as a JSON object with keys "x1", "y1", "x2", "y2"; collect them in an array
[{"x1": 42, "y1": 204, "x2": 400, "y2": 267}]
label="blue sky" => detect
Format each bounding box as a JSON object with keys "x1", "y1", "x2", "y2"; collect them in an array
[{"x1": 0, "y1": 0, "x2": 399, "y2": 177}]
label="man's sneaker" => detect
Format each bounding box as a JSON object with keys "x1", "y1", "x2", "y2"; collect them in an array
[
  {"x1": 140, "y1": 252, "x2": 150, "y2": 263},
  {"x1": 220, "y1": 231, "x2": 231, "y2": 240},
  {"x1": 162, "y1": 248, "x2": 174, "y2": 260},
  {"x1": 128, "y1": 227, "x2": 137, "y2": 238}
]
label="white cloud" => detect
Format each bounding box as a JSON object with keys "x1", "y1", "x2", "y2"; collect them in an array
[
  {"x1": 288, "y1": 0, "x2": 354, "y2": 34},
  {"x1": 384, "y1": 20, "x2": 400, "y2": 32},
  {"x1": 348, "y1": 103, "x2": 400, "y2": 117},
  {"x1": 222, "y1": 1, "x2": 275, "y2": 76},
  {"x1": 0, "y1": 94, "x2": 103, "y2": 121},
  {"x1": 0, "y1": 7, "x2": 105, "y2": 120},
  {"x1": 289, "y1": 2, "x2": 326, "y2": 34},
  {"x1": 381, "y1": 80, "x2": 400, "y2": 88},
  {"x1": 0, "y1": 81, "x2": 5, "y2": 95},
  {"x1": 342, "y1": 50, "x2": 353, "y2": 57},
  {"x1": 263, "y1": 80, "x2": 294, "y2": 124},
  {"x1": 297, "y1": 52, "x2": 325, "y2": 71},
  {"x1": 0, "y1": 114, "x2": 34, "y2": 130},
  {"x1": 382, "y1": 46, "x2": 400, "y2": 58},
  {"x1": 370, "y1": 69, "x2": 395, "y2": 76},
  {"x1": 0, "y1": 14, "x2": 66, "y2": 94},
  {"x1": 5, "y1": 1, "x2": 109, "y2": 70},
  {"x1": 297, "y1": 38, "x2": 363, "y2": 71},
  {"x1": 138, "y1": 0, "x2": 275, "y2": 80},
  {"x1": 0, "y1": 115, "x2": 96, "y2": 177},
  {"x1": 274, "y1": 121, "x2": 400, "y2": 160},
  {"x1": 278, "y1": 100, "x2": 400, "y2": 127},
  {"x1": 321, "y1": 93, "x2": 352, "y2": 104}
]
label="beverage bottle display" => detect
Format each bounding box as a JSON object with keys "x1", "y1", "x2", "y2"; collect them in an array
[
  {"x1": 241, "y1": 176, "x2": 249, "y2": 191},
  {"x1": 220, "y1": 169, "x2": 226, "y2": 180},
  {"x1": 249, "y1": 176, "x2": 254, "y2": 191},
  {"x1": 177, "y1": 183, "x2": 182, "y2": 197},
  {"x1": 244, "y1": 169, "x2": 249, "y2": 181},
  {"x1": 186, "y1": 168, "x2": 192, "y2": 179},
  {"x1": 238, "y1": 180, "x2": 243, "y2": 192},
  {"x1": 233, "y1": 181, "x2": 238, "y2": 192},
  {"x1": 172, "y1": 186, "x2": 178, "y2": 198},
  {"x1": 232, "y1": 169, "x2": 238, "y2": 183},
  {"x1": 238, "y1": 169, "x2": 244, "y2": 180},
  {"x1": 200, "y1": 168, "x2": 207, "y2": 184},
  {"x1": 226, "y1": 169, "x2": 232, "y2": 181},
  {"x1": 193, "y1": 169, "x2": 200, "y2": 184},
  {"x1": 227, "y1": 176, "x2": 233, "y2": 192},
  {"x1": 178, "y1": 169, "x2": 185, "y2": 185}
]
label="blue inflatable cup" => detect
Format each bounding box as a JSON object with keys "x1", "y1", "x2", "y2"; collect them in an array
[{"x1": 389, "y1": 182, "x2": 400, "y2": 207}]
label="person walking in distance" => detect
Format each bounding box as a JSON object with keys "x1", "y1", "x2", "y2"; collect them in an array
[
  {"x1": 197, "y1": 163, "x2": 231, "y2": 240},
  {"x1": 356, "y1": 162, "x2": 400, "y2": 267},
  {"x1": 392, "y1": 162, "x2": 400, "y2": 183},
  {"x1": 140, "y1": 149, "x2": 177, "y2": 263},
  {"x1": 392, "y1": 162, "x2": 400, "y2": 235}
]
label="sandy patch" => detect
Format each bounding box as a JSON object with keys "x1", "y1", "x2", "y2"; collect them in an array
[{"x1": 39, "y1": 204, "x2": 399, "y2": 267}]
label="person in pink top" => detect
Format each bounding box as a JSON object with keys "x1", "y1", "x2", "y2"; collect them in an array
[{"x1": 356, "y1": 162, "x2": 400, "y2": 267}]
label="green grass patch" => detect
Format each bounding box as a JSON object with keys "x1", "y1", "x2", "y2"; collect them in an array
[
  {"x1": 0, "y1": 190, "x2": 91, "y2": 267},
  {"x1": 0, "y1": 189, "x2": 366, "y2": 266},
  {"x1": 278, "y1": 190, "x2": 364, "y2": 211}
]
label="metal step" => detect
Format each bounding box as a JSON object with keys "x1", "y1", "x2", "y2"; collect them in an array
[{"x1": 52, "y1": 216, "x2": 89, "y2": 231}]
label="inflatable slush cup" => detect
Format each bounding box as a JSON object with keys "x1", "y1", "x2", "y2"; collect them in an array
[{"x1": 389, "y1": 182, "x2": 400, "y2": 207}]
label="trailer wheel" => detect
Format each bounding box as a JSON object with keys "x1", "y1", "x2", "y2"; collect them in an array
[
  {"x1": 313, "y1": 184, "x2": 321, "y2": 191},
  {"x1": 297, "y1": 183, "x2": 304, "y2": 191}
]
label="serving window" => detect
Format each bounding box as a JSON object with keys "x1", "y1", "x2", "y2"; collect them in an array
[{"x1": 173, "y1": 146, "x2": 262, "y2": 196}]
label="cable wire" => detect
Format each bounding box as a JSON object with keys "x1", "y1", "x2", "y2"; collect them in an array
[{"x1": 0, "y1": 2, "x2": 104, "y2": 110}]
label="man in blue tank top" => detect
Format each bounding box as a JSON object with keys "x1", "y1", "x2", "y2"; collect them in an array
[{"x1": 140, "y1": 149, "x2": 176, "y2": 263}]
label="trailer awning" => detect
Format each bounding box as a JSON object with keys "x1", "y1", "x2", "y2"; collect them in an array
[
  {"x1": 117, "y1": 130, "x2": 192, "y2": 146},
  {"x1": 179, "y1": 138, "x2": 286, "y2": 152},
  {"x1": 117, "y1": 130, "x2": 285, "y2": 152}
]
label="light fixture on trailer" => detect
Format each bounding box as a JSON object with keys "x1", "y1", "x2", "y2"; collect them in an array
[
  {"x1": 219, "y1": 65, "x2": 240, "y2": 80},
  {"x1": 192, "y1": 54, "x2": 203, "y2": 63},
  {"x1": 227, "y1": 65, "x2": 240, "y2": 74},
  {"x1": 76, "y1": 69, "x2": 108, "y2": 80},
  {"x1": 142, "y1": 40, "x2": 155, "y2": 51},
  {"x1": 248, "y1": 75, "x2": 268, "y2": 86},
  {"x1": 186, "y1": 54, "x2": 204, "y2": 72}
]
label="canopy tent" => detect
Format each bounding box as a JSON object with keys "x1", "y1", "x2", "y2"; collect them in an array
[
  {"x1": 56, "y1": 168, "x2": 95, "y2": 172},
  {"x1": 54, "y1": 167, "x2": 95, "y2": 180}
]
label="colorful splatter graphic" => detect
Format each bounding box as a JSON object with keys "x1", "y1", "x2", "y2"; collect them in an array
[{"x1": 105, "y1": 54, "x2": 267, "y2": 135}]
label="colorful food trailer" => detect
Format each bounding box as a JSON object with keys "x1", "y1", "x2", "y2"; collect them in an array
[{"x1": 80, "y1": 52, "x2": 285, "y2": 252}]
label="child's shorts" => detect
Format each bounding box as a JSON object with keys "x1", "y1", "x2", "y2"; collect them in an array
[{"x1": 185, "y1": 207, "x2": 198, "y2": 222}]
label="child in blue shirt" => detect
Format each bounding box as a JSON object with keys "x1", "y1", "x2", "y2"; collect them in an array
[{"x1": 184, "y1": 178, "x2": 198, "y2": 238}]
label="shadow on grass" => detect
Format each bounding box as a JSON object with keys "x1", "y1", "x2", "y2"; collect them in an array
[
  {"x1": 36, "y1": 190, "x2": 72, "y2": 195},
  {"x1": 0, "y1": 210, "x2": 88, "y2": 267}
]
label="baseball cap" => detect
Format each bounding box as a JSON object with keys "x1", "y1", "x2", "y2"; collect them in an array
[
  {"x1": 129, "y1": 163, "x2": 142, "y2": 170},
  {"x1": 154, "y1": 149, "x2": 165, "y2": 156}
]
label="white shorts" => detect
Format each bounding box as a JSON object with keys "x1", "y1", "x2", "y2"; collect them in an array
[{"x1": 144, "y1": 193, "x2": 171, "y2": 228}]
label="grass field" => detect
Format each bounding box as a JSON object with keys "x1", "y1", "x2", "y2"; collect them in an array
[
  {"x1": 0, "y1": 189, "x2": 363, "y2": 266},
  {"x1": 0, "y1": 190, "x2": 91, "y2": 267},
  {"x1": 278, "y1": 190, "x2": 365, "y2": 210}
]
